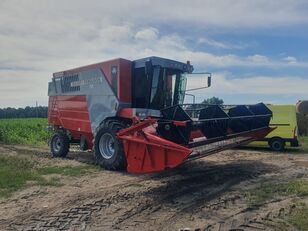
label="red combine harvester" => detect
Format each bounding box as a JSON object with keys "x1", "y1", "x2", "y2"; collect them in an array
[{"x1": 48, "y1": 56, "x2": 273, "y2": 174}]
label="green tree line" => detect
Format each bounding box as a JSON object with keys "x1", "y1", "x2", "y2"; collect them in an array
[
  {"x1": 201, "y1": 97, "x2": 224, "y2": 105},
  {"x1": 0, "y1": 106, "x2": 48, "y2": 119},
  {"x1": 0, "y1": 97, "x2": 223, "y2": 119}
]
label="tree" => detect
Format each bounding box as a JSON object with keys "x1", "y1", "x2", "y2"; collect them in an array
[
  {"x1": 0, "y1": 106, "x2": 48, "y2": 119},
  {"x1": 201, "y1": 97, "x2": 224, "y2": 105}
]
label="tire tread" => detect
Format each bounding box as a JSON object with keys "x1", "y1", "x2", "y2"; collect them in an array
[{"x1": 94, "y1": 119, "x2": 128, "y2": 170}]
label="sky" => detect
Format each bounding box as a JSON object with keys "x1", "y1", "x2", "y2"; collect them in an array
[{"x1": 0, "y1": 0, "x2": 308, "y2": 107}]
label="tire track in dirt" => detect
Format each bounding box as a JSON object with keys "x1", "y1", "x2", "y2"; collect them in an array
[
  {"x1": 109, "y1": 163, "x2": 264, "y2": 228},
  {"x1": 2, "y1": 145, "x2": 307, "y2": 231},
  {"x1": 200, "y1": 197, "x2": 301, "y2": 231},
  {"x1": 107, "y1": 162, "x2": 272, "y2": 231},
  {"x1": 2, "y1": 178, "x2": 146, "y2": 230},
  {"x1": 6, "y1": 161, "x2": 274, "y2": 231}
]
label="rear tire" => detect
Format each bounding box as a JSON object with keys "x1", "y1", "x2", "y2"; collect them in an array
[
  {"x1": 51, "y1": 133, "x2": 70, "y2": 157},
  {"x1": 269, "y1": 138, "x2": 285, "y2": 152},
  {"x1": 94, "y1": 120, "x2": 127, "y2": 170}
]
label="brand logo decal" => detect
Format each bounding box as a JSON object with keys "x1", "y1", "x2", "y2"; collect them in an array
[{"x1": 70, "y1": 77, "x2": 103, "y2": 87}]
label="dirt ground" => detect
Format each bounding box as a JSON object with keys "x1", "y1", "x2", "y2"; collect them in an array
[{"x1": 0, "y1": 145, "x2": 308, "y2": 231}]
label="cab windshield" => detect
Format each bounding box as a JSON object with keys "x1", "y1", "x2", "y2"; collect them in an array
[
  {"x1": 132, "y1": 66, "x2": 188, "y2": 110},
  {"x1": 149, "y1": 67, "x2": 187, "y2": 109}
]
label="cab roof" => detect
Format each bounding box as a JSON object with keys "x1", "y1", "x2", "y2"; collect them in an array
[{"x1": 133, "y1": 56, "x2": 194, "y2": 73}]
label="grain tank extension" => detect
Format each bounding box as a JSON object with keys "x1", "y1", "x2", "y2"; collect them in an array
[{"x1": 48, "y1": 57, "x2": 273, "y2": 173}]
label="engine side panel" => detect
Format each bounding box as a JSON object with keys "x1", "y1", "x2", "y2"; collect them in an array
[
  {"x1": 51, "y1": 58, "x2": 132, "y2": 103},
  {"x1": 48, "y1": 95, "x2": 92, "y2": 135},
  {"x1": 48, "y1": 59, "x2": 132, "y2": 136}
]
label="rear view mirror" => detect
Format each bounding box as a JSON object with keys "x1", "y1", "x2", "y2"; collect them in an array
[
  {"x1": 208, "y1": 75, "x2": 211, "y2": 87},
  {"x1": 185, "y1": 72, "x2": 212, "y2": 92}
]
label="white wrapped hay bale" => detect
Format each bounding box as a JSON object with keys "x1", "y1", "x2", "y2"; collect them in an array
[
  {"x1": 296, "y1": 100, "x2": 308, "y2": 115},
  {"x1": 296, "y1": 100, "x2": 308, "y2": 135}
]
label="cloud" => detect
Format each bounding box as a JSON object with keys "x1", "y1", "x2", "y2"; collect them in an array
[
  {"x1": 135, "y1": 28, "x2": 159, "y2": 40},
  {"x1": 247, "y1": 54, "x2": 269, "y2": 63},
  {"x1": 0, "y1": 1, "x2": 308, "y2": 107},
  {"x1": 0, "y1": 70, "x2": 49, "y2": 107},
  {"x1": 197, "y1": 38, "x2": 245, "y2": 49},
  {"x1": 282, "y1": 56, "x2": 297, "y2": 64},
  {"x1": 186, "y1": 73, "x2": 308, "y2": 104},
  {"x1": 1, "y1": 1, "x2": 308, "y2": 34},
  {"x1": 0, "y1": 20, "x2": 307, "y2": 108},
  {"x1": 212, "y1": 74, "x2": 308, "y2": 95}
]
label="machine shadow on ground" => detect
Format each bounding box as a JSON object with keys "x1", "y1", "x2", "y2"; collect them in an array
[
  {"x1": 236, "y1": 146, "x2": 304, "y2": 154},
  {"x1": 66, "y1": 150, "x2": 96, "y2": 165},
  {"x1": 137, "y1": 160, "x2": 275, "y2": 211}
]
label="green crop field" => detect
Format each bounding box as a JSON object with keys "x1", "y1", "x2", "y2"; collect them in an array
[
  {"x1": 0, "y1": 117, "x2": 307, "y2": 152},
  {"x1": 0, "y1": 118, "x2": 51, "y2": 146}
]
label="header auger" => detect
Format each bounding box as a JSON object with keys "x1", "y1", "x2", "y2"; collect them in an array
[{"x1": 48, "y1": 56, "x2": 273, "y2": 173}]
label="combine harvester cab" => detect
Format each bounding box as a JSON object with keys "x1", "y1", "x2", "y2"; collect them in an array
[{"x1": 48, "y1": 56, "x2": 273, "y2": 174}]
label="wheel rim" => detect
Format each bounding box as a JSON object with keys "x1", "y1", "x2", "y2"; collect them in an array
[
  {"x1": 53, "y1": 136, "x2": 62, "y2": 152},
  {"x1": 99, "y1": 133, "x2": 115, "y2": 159},
  {"x1": 273, "y1": 141, "x2": 282, "y2": 150}
]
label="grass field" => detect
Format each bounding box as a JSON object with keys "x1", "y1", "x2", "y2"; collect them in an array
[
  {"x1": 0, "y1": 118, "x2": 51, "y2": 146},
  {"x1": 245, "y1": 180, "x2": 308, "y2": 206},
  {"x1": 299, "y1": 136, "x2": 308, "y2": 152},
  {"x1": 0, "y1": 155, "x2": 98, "y2": 198},
  {"x1": 244, "y1": 180, "x2": 308, "y2": 230}
]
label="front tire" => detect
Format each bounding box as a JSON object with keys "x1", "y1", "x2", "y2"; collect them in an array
[
  {"x1": 269, "y1": 138, "x2": 285, "y2": 152},
  {"x1": 94, "y1": 120, "x2": 127, "y2": 170},
  {"x1": 50, "y1": 133, "x2": 70, "y2": 157}
]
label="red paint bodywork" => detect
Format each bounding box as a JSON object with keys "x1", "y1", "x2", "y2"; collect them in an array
[
  {"x1": 53, "y1": 58, "x2": 132, "y2": 103},
  {"x1": 117, "y1": 119, "x2": 193, "y2": 173},
  {"x1": 48, "y1": 95, "x2": 94, "y2": 148},
  {"x1": 49, "y1": 58, "x2": 133, "y2": 149}
]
